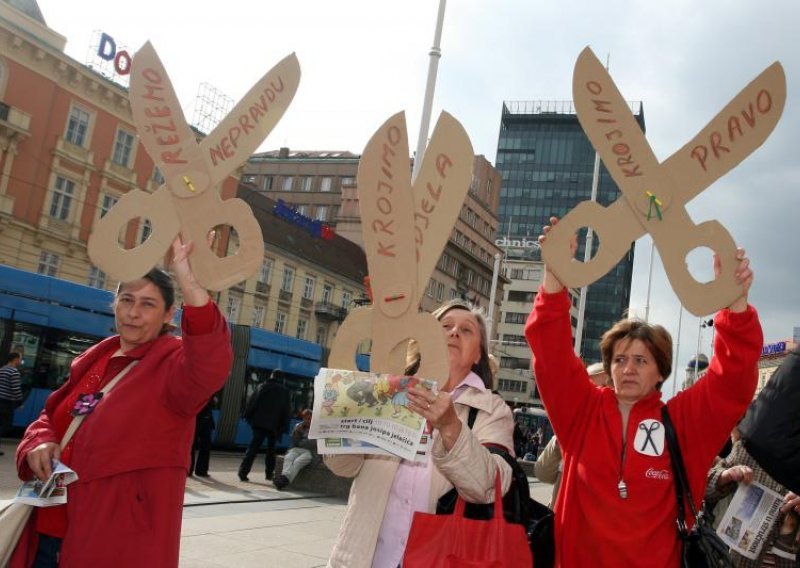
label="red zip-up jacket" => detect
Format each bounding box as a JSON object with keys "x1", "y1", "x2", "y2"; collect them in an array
[{"x1": 525, "y1": 288, "x2": 761, "y2": 568}]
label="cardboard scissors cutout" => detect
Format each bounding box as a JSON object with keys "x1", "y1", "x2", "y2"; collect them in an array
[
  {"x1": 328, "y1": 111, "x2": 474, "y2": 387},
  {"x1": 541, "y1": 47, "x2": 785, "y2": 316},
  {"x1": 88, "y1": 42, "x2": 301, "y2": 290}
]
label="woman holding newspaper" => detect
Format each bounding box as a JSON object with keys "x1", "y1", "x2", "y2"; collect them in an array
[
  {"x1": 325, "y1": 300, "x2": 514, "y2": 568},
  {"x1": 10, "y1": 236, "x2": 232, "y2": 568},
  {"x1": 525, "y1": 217, "x2": 763, "y2": 568}
]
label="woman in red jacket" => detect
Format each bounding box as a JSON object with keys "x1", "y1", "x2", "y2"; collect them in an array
[
  {"x1": 525, "y1": 217, "x2": 762, "y2": 568},
  {"x1": 12, "y1": 237, "x2": 233, "y2": 567}
]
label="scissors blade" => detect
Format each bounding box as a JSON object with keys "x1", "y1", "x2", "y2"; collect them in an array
[
  {"x1": 411, "y1": 111, "x2": 473, "y2": 300},
  {"x1": 357, "y1": 112, "x2": 417, "y2": 318},
  {"x1": 200, "y1": 53, "x2": 301, "y2": 185},
  {"x1": 660, "y1": 61, "x2": 786, "y2": 203},
  {"x1": 572, "y1": 47, "x2": 662, "y2": 207},
  {"x1": 129, "y1": 42, "x2": 210, "y2": 198}
]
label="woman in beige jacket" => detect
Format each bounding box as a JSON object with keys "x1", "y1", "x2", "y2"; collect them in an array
[{"x1": 325, "y1": 300, "x2": 515, "y2": 568}]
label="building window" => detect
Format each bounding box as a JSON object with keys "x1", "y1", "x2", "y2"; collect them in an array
[
  {"x1": 251, "y1": 305, "x2": 265, "y2": 327},
  {"x1": 435, "y1": 281, "x2": 445, "y2": 303},
  {"x1": 296, "y1": 204, "x2": 308, "y2": 216},
  {"x1": 427, "y1": 279, "x2": 436, "y2": 298},
  {"x1": 87, "y1": 266, "x2": 106, "y2": 289},
  {"x1": 281, "y1": 176, "x2": 293, "y2": 191},
  {"x1": 497, "y1": 378, "x2": 527, "y2": 393},
  {"x1": 225, "y1": 292, "x2": 242, "y2": 323},
  {"x1": 316, "y1": 324, "x2": 328, "y2": 345},
  {"x1": 303, "y1": 275, "x2": 316, "y2": 300},
  {"x1": 296, "y1": 319, "x2": 308, "y2": 340},
  {"x1": 262, "y1": 175, "x2": 274, "y2": 190},
  {"x1": 342, "y1": 289, "x2": 352, "y2": 309},
  {"x1": 112, "y1": 128, "x2": 135, "y2": 167},
  {"x1": 37, "y1": 251, "x2": 60, "y2": 277},
  {"x1": 49, "y1": 176, "x2": 75, "y2": 221},
  {"x1": 508, "y1": 290, "x2": 536, "y2": 303},
  {"x1": 315, "y1": 206, "x2": 328, "y2": 222},
  {"x1": 504, "y1": 312, "x2": 527, "y2": 325},
  {"x1": 100, "y1": 194, "x2": 118, "y2": 218},
  {"x1": 139, "y1": 219, "x2": 152, "y2": 244},
  {"x1": 281, "y1": 266, "x2": 295, "y2": 293},
  {"x1": 300, "y1": 176, "x2": 312, "y2": 191},
  {"x1": 241, "y1": 175, "x2": 256, "y2": 184},
  {"x1": 152, "y1": 166, "x2": 165, "y2": 184},
  {"x1": 320, "y1": 177, "x2": 332, "y2": 192},
  {"x1": 65, "y1": 105, "x2": 90, "y2": 146},
  {"x1": 449, "y1": 288, "x2": 458, "y2": 300},
  {"x1": 322, "y1": 283, "x2": 333, "y2": 304},
  {"x1": 341, "y1": 176, "x2": 355, "y2": 187},
  {"x1": 259, "y1": 258, "x2": 273, "y2": 284},
  {"x1": 275, "y1": 311, "x2": 287, "y2": 334}
]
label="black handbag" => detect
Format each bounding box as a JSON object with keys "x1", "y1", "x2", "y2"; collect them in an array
[
  {"x1": 435, "y1": 407, "x2": 555, "y2": 568},
  {"x1": 661, "y1": 406, "x2": 734, "y2": 568}
]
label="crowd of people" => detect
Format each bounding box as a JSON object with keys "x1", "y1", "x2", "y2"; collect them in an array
[{"x1": 3, "y1": 219, "x2": 798, "y2": 568}]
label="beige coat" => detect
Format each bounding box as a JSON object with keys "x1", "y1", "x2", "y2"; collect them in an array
[
  {"x1": 534, "y1": 435, "x2": 562, "y2": 508},
  {"x1": 325, "y1": 387, "x2": 514, "y2": 568}
]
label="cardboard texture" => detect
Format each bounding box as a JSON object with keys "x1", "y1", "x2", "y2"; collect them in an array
[
  {"x1": 328, "y1": 112, "x2": 474, "y2": 387},
  {"x1": 87, "y1": 42, "x2": 301, "y2": 291},
  {"x1": 541, "y1": 47, "x2": 785, "y2": 316}
]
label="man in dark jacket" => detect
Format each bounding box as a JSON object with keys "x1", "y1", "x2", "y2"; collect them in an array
[{"x1": 238, "y1": 369, "x2": 291, "y2": 481}]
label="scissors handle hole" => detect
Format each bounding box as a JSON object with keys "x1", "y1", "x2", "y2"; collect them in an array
[
  {"x1": 574, "y1": 226, "x2": 601, "y2": 263},
  {"x1": 210, "y1": 224, "x2": 237, "y2": 258},
  {"x1": 685, "y1": 246, "x2": 716, "y2": 284},
  {"x1": 117, "y1": 216, "x2": 154, "y2": 250}
]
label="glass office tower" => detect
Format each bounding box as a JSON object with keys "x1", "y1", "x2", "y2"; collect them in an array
[{"x1": 495, "y1": 100, "x2": 645, "y2": 363}]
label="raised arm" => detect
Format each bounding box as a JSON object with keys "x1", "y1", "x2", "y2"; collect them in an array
[{"x1": 163, "y1": 235, "x2": 233, "y2": 416}]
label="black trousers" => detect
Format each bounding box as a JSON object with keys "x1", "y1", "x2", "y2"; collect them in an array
[{"x1": 239, "y1": 427, "x2": 278, "y2": 478}]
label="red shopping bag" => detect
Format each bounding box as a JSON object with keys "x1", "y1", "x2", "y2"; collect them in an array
[{"x1": 403, "y1": 473, "x2": 534, "y2": 568}]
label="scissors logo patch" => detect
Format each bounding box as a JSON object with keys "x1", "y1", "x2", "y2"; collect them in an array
[{"x1": 634, "y1": 419, "x2": 664, "y2": 457}]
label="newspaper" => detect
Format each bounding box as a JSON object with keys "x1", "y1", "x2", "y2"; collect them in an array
[
  {"x1": 716, "y1": 480, "x2": 784, "y2": 559},
  {"x1": 13, "y1": 460, "x2": 78, "y2": 507},
  {"x1": 316, "y1": 430, "x2": 432, "y2": 463},
  {"x1": 310, "y1": 368, "x2": 436, "y2": 461}
]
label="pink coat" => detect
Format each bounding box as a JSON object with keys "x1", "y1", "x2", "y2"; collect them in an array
[{"x1": 12, "y1": 304, "x2": 232, "y2": 567}]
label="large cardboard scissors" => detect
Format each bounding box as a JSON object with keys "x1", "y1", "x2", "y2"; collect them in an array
[
  {"x1": 541, "y1": 47, "x2": 785, "y2": 316},
  {"x1": 88, "y1": 42, "x2": 300, "y2": 291},
  {"x1": 328, "y1": 112, "x2": 474, "y2": 386}
]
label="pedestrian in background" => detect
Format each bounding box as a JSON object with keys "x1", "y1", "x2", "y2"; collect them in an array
[
  {"x1": 0, "y1": 351, "x2": 24, "y2": 456},
  {"x1": 190, "y1": 396, "x2": 217, "y2": 477},
  {"x1": 273, "y1": 408, "x2": 317, "y2": 490},
  {"x1": 238, "y1": 369, "x2": 291, "y2": 482}
]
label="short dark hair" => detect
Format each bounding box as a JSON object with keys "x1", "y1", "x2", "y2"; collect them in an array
[
  {"x1": 5, "y1": 351, "x2": 21, "y2": 365},
  {"x1": 116, "y1": 267, "x2": 175, "y2": 310},
  {"x1": 600, "y1": 318, "x2": 673, "y2": 386}
]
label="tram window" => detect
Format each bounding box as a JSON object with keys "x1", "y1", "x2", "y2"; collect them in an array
[{"x1": 3, "y1": 321, "x2": 101, "y2": 391}]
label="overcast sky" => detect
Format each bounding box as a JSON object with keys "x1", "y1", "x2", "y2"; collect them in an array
[{"x1": 37, "y1": 0, "x2": 799, "y2": 395}]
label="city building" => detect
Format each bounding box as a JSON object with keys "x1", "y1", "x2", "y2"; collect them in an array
[
  {"x1": 494, "y1": 100, "x2": 644, "y2": 363},
  {"x1": 243, "y1": 149, "x2": 507, "y2": 326},
  {"x1": 493, "y1": 248, "x2": 579, "y2": 407},
  {"x1": 756, "y1": 338, "x2": 797, "y2": 398},
  {"x1": 226, "y1": 185, "x2": 367, "y2": 364},
  {"x1": 0, "y1": 2, "x2": 239, "y2": 288}
]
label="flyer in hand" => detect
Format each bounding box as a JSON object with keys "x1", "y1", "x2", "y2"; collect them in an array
[
  {"x1": 13, "y1": 460, "x2": 78, "y2": 507},
  {"x1": 309, "y1": 368, "x2": 436, "y2": 461}
]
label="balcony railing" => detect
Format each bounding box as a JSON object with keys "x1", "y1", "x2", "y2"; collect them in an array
[{"x1": 315, "y1": 301, "x2": 347, "y2": 321}]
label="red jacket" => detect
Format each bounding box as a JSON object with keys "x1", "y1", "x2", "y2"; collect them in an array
[
  {"x1": 525, "y1": 289, "x2": 762, "y2": 568},
  {"x1": 13, "y1": 303, "x2": 232, "y2": 568}
]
